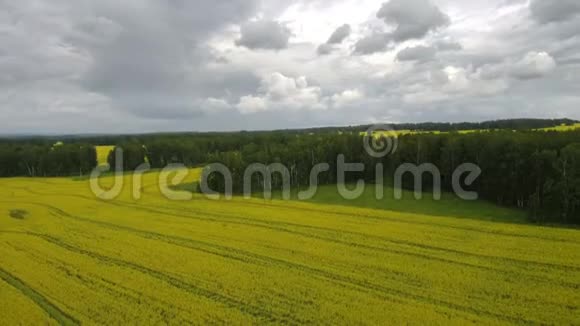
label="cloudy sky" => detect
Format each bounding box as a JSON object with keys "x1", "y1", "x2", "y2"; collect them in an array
[{"x1": 1, "y1": 0, "x2": 579, "y2": 134}]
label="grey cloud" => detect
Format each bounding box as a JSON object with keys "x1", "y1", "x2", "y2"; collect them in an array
[
  {"x1": 477, "y1": 64, "x2": 506, "y2": 81},
  {"x1": 317, "y1": 24, "x2": 351, "y2": 55},
  {"x1": 353, "y1": 33, "x2": 391, "y2": 55},
  {"x1": 0, "y1": 0, "x2": 292, "y2": 128},
  {"x1": 377, "y1": 0, "x2": 450, "y2": 42},
  {"x1": 73, "y1": 1, "x2": 266, "y2": 119},
  {"x1": 317, "y1": 43, "x2": 334, "y2": 55},
  {"x1": 466, "y1": 51, "x2": 557, "y2": 82},
  {"x1": 530, "y1": 0, "x2": 580, "y2": 24},
  {"x1": 327, "y1": 24, "x2": 351, "y2": 44},
  {"x1": 1, "y1": 0, "x2": 579, "y2": 134},
  {"x1": 435, "y1": 40, "x2": 462, "y2": 51},
  {"x1": 396, "y1": 45, "x2": 437, "y2": 62},
  {"x1": 235, "y1": 20, "x2": 291, "y2": 50},
  {"x1": 352, "y1": 0, "x2": 449, "y2": 56},
  {"x1": 429, "y1": 69, "x2": 450, "y2": 84}
]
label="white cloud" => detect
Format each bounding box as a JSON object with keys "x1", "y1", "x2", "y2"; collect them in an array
[
  {"x1": 201, "y1": 98, "x2": 232, "y2": 114},
  {"x1": 236, "y1": 95, "x2": 268, "y2": 114},
  {"x1": 236, "y1": 73, "x2": 367, "y2": 114},
  {"x1": 259, "y1": 73, "x2": 310, "y2": 99},
  {"x1": 510, "y1": 51, "x2": 557, "y2": 80},
  {"x1": 332, "y1": 89, "x2": 364, "y2": 108},
  {"x1": 236, "y1": 73, "x2": 326, "y2": 114},
  {"x1": 444, "y1": 66, "x2": 510, "y2": 96}
]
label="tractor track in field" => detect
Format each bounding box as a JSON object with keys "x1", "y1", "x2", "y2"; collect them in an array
[
  {"x1": 1, "y1": 180, "x2": 579, "y2": 324},
  {"x1": 50, "y1": 193, "x2": 580, "y2": 274},
  {"x1": 216, "y1": 199, "x2": 580, "y2": 244},
  {"x1": 1, "y1": 236, "x2": 231, "y2": 325},
  {"x1": 15, "y1": 231, "x2": 320, "y2": 324},
  {"x1": 0, "y1": 267, "x2": 80, "y2": 326},
  {"x1": 27, "y1": 229, "x2": 539, "y2": 325},
  {"x1": 12, "y1": 184, "x2": 580, "y2": 245},
  {"x1": 3, "y1": 202, "x2": 543, "y2": 324},
  {"x1": 2, "y1": 198, "x2": 579, "y2": 290},
  {"x1": 42, "y1": 254, "x2": 200, "y2": 324},
  {"x1": 12, "y1": 185, "x2": 580, "y2": 274},
  {"x1": 20, "y1": 232, "x2": 306, "y2": 325},
  {"x1": 1, "y1": 240, "x2": 196, "y2": 325},
  {"x1": 150, "y1": 202, "x2": 580, "y2": 273},
  {"x1": 8, "y1": 185, "x2": 580, "y2": 272}
]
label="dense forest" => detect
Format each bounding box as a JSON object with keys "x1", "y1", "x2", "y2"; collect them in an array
[
  {"x1": 0, "y1": 142, "x2": 97, "y2": 177},
  {"x1": 1, "y1": 118, "x2": 579, "y2": 224},
  {"x1": 133, "y1": 130, "x2": 579, "y2": 225}
]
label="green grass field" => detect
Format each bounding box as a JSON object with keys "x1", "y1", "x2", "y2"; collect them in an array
[
  {"x1": 1, "y1": 170, "x2": 579, "y2": 324},
  {"x1": 264, "y1": 184, "x2": 528, "y2": 223}
]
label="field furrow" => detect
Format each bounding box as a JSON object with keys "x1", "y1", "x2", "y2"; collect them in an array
[{"x1": 1, "y1": 173, "x2": 579, "y2": 324}]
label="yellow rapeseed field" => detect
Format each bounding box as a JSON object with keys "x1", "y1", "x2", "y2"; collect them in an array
[
  {"x1": 538, "y1": 123, "x2": 580, "y2": 132},
  {"x1": 1, "y1": 169, "x2": 579, "y2": 324},
  {"x1": 361, "y1": 123, "x2": 580, "y2": 138},
  {"x1": 95, "y1": 146, "x2": 115, "y2": 167}
]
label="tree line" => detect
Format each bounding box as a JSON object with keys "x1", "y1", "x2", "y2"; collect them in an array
[
  {"x1": 101, "y1": 128, "x2": 580, "y2": 224},
  {"x1": 1, "y1": 118, "x2": 579, "y2": 224},
  {"x1": 0, "y1": 142, "x2": 97, "y2": 177}
]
